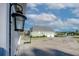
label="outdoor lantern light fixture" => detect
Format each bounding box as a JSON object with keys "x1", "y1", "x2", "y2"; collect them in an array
[
  {"x1": 11, "y1": 4, "x2": 26, "y2": 32},
  {"x1": 12, "y1": 12, "x2": 26, "y2": 31}
]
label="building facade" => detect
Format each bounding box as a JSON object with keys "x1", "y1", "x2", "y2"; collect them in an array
[
  {"x1": 31, "y1": 31, "x2": 55, "y2": 38},
  {"x1": 31, "y1": 26, "x2": 55, "y2": 38},
  {"x1": 0, "y1": 3, "x2": 26, "y2": 56}
]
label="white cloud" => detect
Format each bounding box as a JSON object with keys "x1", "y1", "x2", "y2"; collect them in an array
[
  {"x1": 27, "y1": 3, "x2": 37, "y2": 8},
  {"x1": 66, "y1": 18, "x2": 79, "y2": 25},
  {"x1": 27, "y1": 3, "x2": 39, "y2": 12},
  {"x1": 72, "y1": 8, "x2": 79, "y2": 17},
  {"x1": 27, "y1": 13, "x2": 57, "y2": 22},
  {"x1": 27, "y1": 12, "x2": 79, "y2": 30},
  {"x1": 46, "y1": 3, "x2": 79, "y2": 17},
  {"x1": 27, "y1": 3, "x2": 79, "y2": 8},
  {"x1": 45, "y1": 3, "x2": 79, "y2": 18},
  {"x1": 48, "y1": 18, "x2": 79, "y2": 30},
  {"x1": 72, "y1": 27, "x2": 79, "y2": 30},
  {"x1": 46, "y1": 4, "x2": 66, "y2": 9},
  {"x1": 46, "y1": 3, "x2": 79, "y2": 9},
  {"x1": 27, "y1": 13, "x2": 79, "y2": 31},
  {"x1": 27, "y1": 3, "x2": 79, "y2": 17}
]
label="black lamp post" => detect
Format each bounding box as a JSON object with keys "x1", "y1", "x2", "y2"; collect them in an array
[
  {"x1": 12, "y1": 12, "x2": 26, "y2": 31},
  {"x1": 9, "y1": 3, "x2": 26, "y2": 56}
]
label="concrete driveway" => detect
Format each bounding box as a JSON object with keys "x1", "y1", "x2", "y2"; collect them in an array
[{"x1": 16, "y1": 37, "x2": 79, "y2": 56}]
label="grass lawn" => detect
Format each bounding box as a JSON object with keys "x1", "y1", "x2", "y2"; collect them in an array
[
  {"x1": 75, "y1": 39, "x2": 79, "y2": 43},
  {"x1": 73, "y1": 36, "x2": 79, "y2": 43}
]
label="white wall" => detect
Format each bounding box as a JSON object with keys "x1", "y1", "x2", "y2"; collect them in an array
[
  {"x1": 11, "y1": 4, "x2": 20, "y2": 56},
  {"x1": 11, "y1": 23, "x2": 20, "y2": 55},
  {"x1": 11, "y1": 3, "x2": 27, "y2": 55},
  {"x1": 0, "y1": 3, "x2": 9, "y2": 55}
]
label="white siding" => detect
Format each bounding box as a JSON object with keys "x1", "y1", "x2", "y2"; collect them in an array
[
  {"x1": 0, "y1": 3, "x2": 21, "y2": 56},
  {"x1": 0, "y1": 3, "x2": 9, "y2": 55}
]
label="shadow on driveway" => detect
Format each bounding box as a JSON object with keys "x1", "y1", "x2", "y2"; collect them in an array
[{"x1": 18, "y1": 48, "x2": 74, "y2": 56}]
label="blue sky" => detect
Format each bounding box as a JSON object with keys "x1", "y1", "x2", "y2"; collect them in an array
[{"x1": 24, "y1": 3, "x2": 79, "y2": 32}]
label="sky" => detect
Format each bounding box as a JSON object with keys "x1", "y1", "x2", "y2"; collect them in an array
[{"x1": 24, "y1": 3, "x2": 79, "y2": 32}]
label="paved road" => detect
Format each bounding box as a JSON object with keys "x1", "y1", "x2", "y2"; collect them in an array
[{"x1": 16, "y1": 37, "x2": 79, "y2": 56}]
